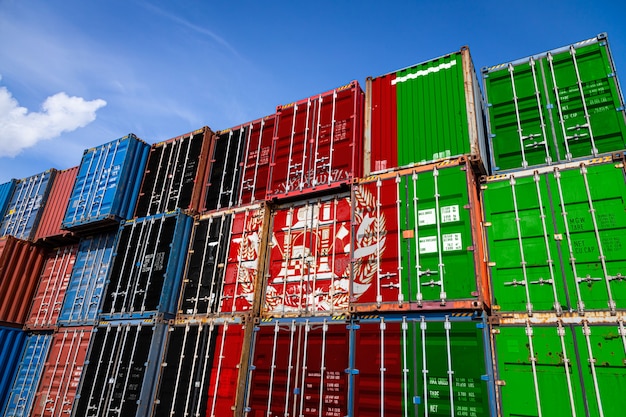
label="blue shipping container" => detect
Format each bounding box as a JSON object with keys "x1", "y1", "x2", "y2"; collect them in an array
[
  {"x1": 0, "y1": 326, "x2": 27, "y2": 410},
  {"x1": 1, "y1": 333, "x2": 52, "y2": 417},
  {"x1": 58, "y1": 232, "x2": 117, "y2": 326},
  {"x1": 99, "y1": 210, "x2": 193, "y2": 320},
  {"x1": 62, "y1": 134, "x2": 149, "y2": 232},
  {"x1": 0, "y1": 170, "x2": 56, "y2": 241},
  {"x1": 0, "y1": 180, "x2": 17, "y2": 223}
]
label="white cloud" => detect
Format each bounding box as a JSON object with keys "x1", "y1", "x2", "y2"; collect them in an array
[{"x1": 0, "y1": 83, "x2": 106, "y2": 157}]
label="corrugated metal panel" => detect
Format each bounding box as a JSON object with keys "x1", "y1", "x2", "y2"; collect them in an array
[
  {"x1": 0, "y1": 169, "x2": 57, "y2": 241},
  {"x1": 0, "y1": 326, "x2": 27, "y2": 411},
  {"x1": 150, "y1": 319, "x2": 248, "y2": 417},
  {"x1": 483, "y1": 33, "x2": 626, "y2": 173},
  {"x1": 134, "y1": 127, "x2": 214, "y2": 218},
  {"x1": 367, "y1": 48, "x2": 488, "y2": 174},
  {"x1": 73, "y1": 320, "x2": 168, "y2": 417},
  {"x1": 25, "y1": 245, "x2": 78, "y2": 330},
  {"x1": 492, "y1": 316, "x2": 626, "y2": 417},
  {"x1": 2, "y1": 333, "x2": 52, "y2": 417},
  {"x1": 351, "y1": 157, "x2": 490, "y2": 312},
  {"x1": 100, "y1": 210, "x2": 193, "y2": 320},
  {"x1": 352, "y1": 313, "x2": 494, "y2": 417},
  {"x1": 242, "y1": 317, "x2": 351, "y2": 417},
  {"x1": 267, "y1": 81, "x2": 364, "y2": 201},
  {"x1": 58, "y1": 233, "x2": 116, "y2": 326},
  {"x1": 31, "y1": 326, "x2": 92, "y2": 417},
  {"x1": 0, "y1": 236, "x2": 46, "y2": 326},
  {"x1": 262, "y1": 194, "x2": 352, "y2": 317},
  {"x1": 238, "y1": 114, "x2": 276, "y2": 205},
  {"x1": 0, "y1": 179, "x2": 17, "y2": 222},
  {"x1": 482, "y1": 156, "x2": 626, "y2": 315},
  {"x1": 34, "y1": 167, "x2": 79, "y2": 245},
  {"x1": 178, "y1": 204, "x2": 268, "y2": 319},
  {"x1": 62, "y1": 134, "x2": 149, "y2": 233}
]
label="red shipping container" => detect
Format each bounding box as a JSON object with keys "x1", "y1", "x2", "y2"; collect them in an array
[
  {"x1": 31, "y1": 326, "x2": 92, "y2": 417},
  {"x1": 267, "y1": 81, "x2": 364, "y2": 201},
  {"x1": 0, "y1": 235, "x2": 45, "y2": 326},
  {"x1": 34, "y1": 167, "x2": 79, "y2": 245},
  {"x1": 238, "y1": 114, "x2": 276, "y2": 205},
  {"x1": 263, "y1": 195, "x2": 352, "y2": 316},
  {"x1": 25, "y1": 244, "x2": 78, "y2": 330}
]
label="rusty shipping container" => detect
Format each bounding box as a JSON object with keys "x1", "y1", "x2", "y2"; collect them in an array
[
  {"x1": 0, "y1": 169, "x2": 56, "y2": 241},
  {"x1": 0, "y1": 235, "x2": 46, "y2": 326},
  {"x1": 351, "y1": 157, "x2": 490, "y2": 312},
  {"x1": 34, "y1": 167, "x2": 79, "y2": 245},
  {"x1": 262, "y1": 194, "x2": 353, "y2": 317},
  {"x1": 25, "y1": 244, "x2": 78, "y2": 330},
  {"x1": 30, "y1": 326, "x2": 92, "y2": 417},
  {"x1": 178, "y1": 204, "x2": 269, "y2": 319},
  {"x1": 267, "y1": 81, "x2": 364, "y2": 201},
  {"x1": 134, "y1": 127, "x2": 214, "y2": 218},
  {"x1": 238, "y1": 114, "x2": 277, "y2": 205},
  {"x1": 366, "y1": 47, "x2": 488, "y2": 174}
]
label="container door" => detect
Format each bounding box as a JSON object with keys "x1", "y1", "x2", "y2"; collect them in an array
[
  {"x1": 205, "y1": 127, "x2": 247, "y2": 212},
  {"x1": 239, "y1": 117, "x2": 275, "y2": 205}
]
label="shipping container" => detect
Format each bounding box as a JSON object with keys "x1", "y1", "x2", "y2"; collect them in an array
[
  {"x1": 134, "y1": 127, "x2": 214, "y2": 218},
  {"x1": 34, "y1": 167, "x2": 79, "y2": 245},
  {"x1": 0, "y1": 169, "x2": 57, "y2": 241},
  {"x1": 178, "y1": 204, "x2": 269, "y2": 319},
  {"x1": 200, "y1": 124, "x2": 247, "y2": 213},
  {"x1": 351, "y1": 312, "x2": 495, "y2": 417},
  {"x1": 150, "y1": 318, "x2": 249, "y2": 417},
  {"x1": 262, "y1": 194, "x2": 353, "y2": 316},
  {"x1": 492, "y1": 314, "x2": 626, "y2": 417},
  {"x1": 366, "y1": 47, "x2": 488, "y2": 174},
  {"x1": 25, "y1": 245, "x2": 78, "y2": 330},
  {"x1": 2, "y1": 333, "x2": 52, "y2": 417},
  {"x1": 238, "y1": 114, "x2": 277, "y2": 205},
  {"x1": 351, "y1": 157, "x2": 490, "y2": 312},
  {"x1": 483, "y1": 33, "x2": 626, "y2": 173},
  {"x1": 58, "y1": 233, "x2": 116, "y2": 326},
  {"x1": 62, "y1": 134, "x2": 149, "y2": 233},
  {"x1": 267, "y1": 81, "x2": 364, "y2": 201},
  {"x1": 242, "y1": 316, "x2": 351, "y2": 417},
  {"x1": 0, "y1": 326, "x2": 27, "y2": 411},
  {"x1": 72, "y1": 319, "x2": 167, "y2": 417},
  {"x1": 31, "y1": 326, "x2": 92, "y2": 417},
  {"x1": 482, "y1": 156, "x2": 626, "y2": 315},
  {"x1": 100, "y1": 210, "x2": 193, "y2": 320},
  {"x1": 0, "y1": 179, "x2": 17, "y2": 222},
  {"x1": 0, "y1": 236, "x2": 46, "y2": 326}
]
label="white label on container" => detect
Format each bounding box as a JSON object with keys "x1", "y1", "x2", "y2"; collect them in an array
[
  {"x1": 418, "y1": 209, "x2": 437, "y2": 226},
  {"x1": 441, "y1": 205, "x2": 460, "y2": 223},
  {"x1": 419, "y1": 236, "x2": 438, "y2": 254},
  {"x1": 443, "y1": 233, "x2": 462, "y2": 251}
]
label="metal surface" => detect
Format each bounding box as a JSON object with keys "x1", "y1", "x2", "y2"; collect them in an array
[
  {"x1": 0, "y1": 169, "x2": 56, "y2": 241},
  {"x1": 62, "y1": 134, "x2": 149, "y2": 232},
  {"x1": 0, "y1": 179, "x2": 17, "y2": 223},
  {"x1": 134, "y1": 127, "x2": 213, "y2": 218},
  {"x1": 267, "y1": 81, "x2": 364, "y2": 201},
  {"x1": 2, "y1": 333, "x2": 52, "y2": 417},
  {"x1": 100, "y1": 210, "x2": 193, "y2": 320},
  {"x1": 34, "y1": 167, "x2": 79, "y2": 245},
  {"x1": 262, "y1": 194, "x2": 353, "y2": 316},
  {"x1": 483, "y1": 33, "x2": 626, "y2": 173},
  {"x1": 0, "y1": 326, "x2": 27, "y2": 411},
  {"x1": 0, "y1": 236, "x2": 46, "y2": 326},
  {"x1": 58, "y1": 233, "x2": 117, "y2": 326},
  {"x1": 25, "y1": 244, "x2": 79, "y2": 330},
  {"x1": 352, "y1": 158, "x2": 490, "y2": 312},
  {"x1": 72, "y1": 320, "x2": 167, "y2": 417},
  {"x1": 31, "y1": 326, "x2": 92, "y2": 417},
  {"x1": 238, "y1": 114, "x2": 276, "y2": 205},
  {"x1": 178, "y1": 204, "x2": 269, "y2": 318},
  {"x1": 483, "y1": 156, "x2": 626, "y2": 315},
  {"x1": 366, "y1": 48, "x2": 488, "y2": 174}
]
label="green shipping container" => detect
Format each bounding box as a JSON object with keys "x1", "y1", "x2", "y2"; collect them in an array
[
  {"x1": 492, "y1": 316, "x2": 626, "y2": 417},
  {"x1": 483, "y1": 157, "x2": 626, "y2": 315},
  {"x1": 483, "y1": 33, "x2": 626, "y2": 173}
]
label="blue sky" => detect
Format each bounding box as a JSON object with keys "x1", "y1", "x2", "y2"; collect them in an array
[{"x1": 1, "y1": 0, "x2": 625, "y2": 183}]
